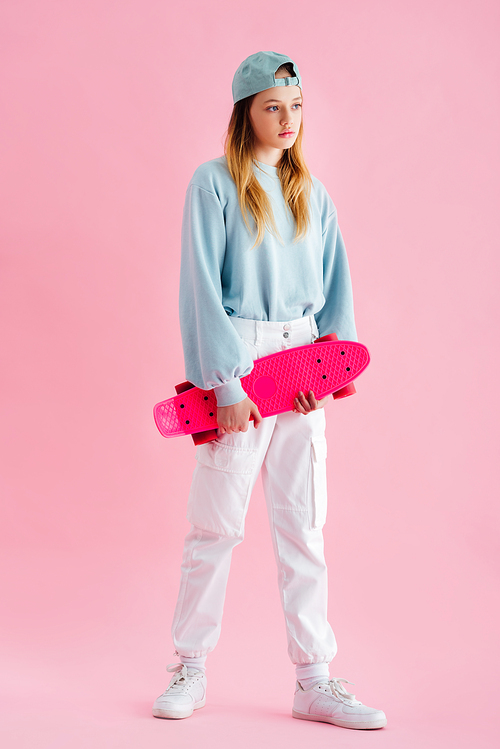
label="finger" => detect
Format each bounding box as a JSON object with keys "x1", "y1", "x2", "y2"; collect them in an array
[
  {"x1": 294, "y1": 396, "x2": 307, "y2": 414},
  {"x1": 250, "y1": 407, "x2": 263, "y2": 427},
  {"x1": 297, "y1": 391, "x2": 312, "y2": 412},
  {"x1": 308, "y1": 390, "x2": 318, "y2": 409}
]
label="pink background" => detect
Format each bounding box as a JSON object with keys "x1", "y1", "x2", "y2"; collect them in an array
[{"x1": 1, "y1": 1, "x2": 499, "y2": 747}]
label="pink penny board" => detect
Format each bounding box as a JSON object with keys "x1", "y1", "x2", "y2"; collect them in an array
[{"x1": 153, "y1": 339, "x2": 370, "y2": 439}]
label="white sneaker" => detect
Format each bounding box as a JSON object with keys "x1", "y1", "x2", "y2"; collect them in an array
[
  {"x1": 292, "y1": 677, "x2": 387, "y2": 730},
  {"x1": 152, "y1": 663, "x2": 207, "y2": 719}
]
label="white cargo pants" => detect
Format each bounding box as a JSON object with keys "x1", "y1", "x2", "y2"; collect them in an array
[{"x1": 171, "y1": 314, "x2": 338, "y2": 666}]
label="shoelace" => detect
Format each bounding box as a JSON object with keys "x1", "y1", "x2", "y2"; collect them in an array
[
  {"x1": 327, "y1": 677, "x2": 362, "y2": 705},
  {"x1": 163, "y1": 663, "x2": 203, "y2": 694}
]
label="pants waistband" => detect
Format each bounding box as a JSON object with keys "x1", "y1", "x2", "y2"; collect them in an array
[{"x1": 227, "y1": 314, "x2": 318, "y2": 344}]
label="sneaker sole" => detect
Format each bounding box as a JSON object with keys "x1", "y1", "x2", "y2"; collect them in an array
[
  {"x1": 152, "y1": 697, "x2": 206, "y2": 720},
  {"x1": 292, "y1": 708, "x2": 387, "y2": 730}
]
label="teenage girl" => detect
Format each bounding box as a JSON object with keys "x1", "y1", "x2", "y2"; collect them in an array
[{"x1": 153, "y1": 51, "x2": 387, "y2": 730}]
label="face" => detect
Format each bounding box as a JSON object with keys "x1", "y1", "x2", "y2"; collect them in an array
[{"x1": 248, "y1": 78, "x2": 303, "y2": 161}]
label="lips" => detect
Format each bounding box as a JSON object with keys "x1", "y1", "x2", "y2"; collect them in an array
[{"x1": 279, "y1": 131, "x2": 294, "y2": 136}]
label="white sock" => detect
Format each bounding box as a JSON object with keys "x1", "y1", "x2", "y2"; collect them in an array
[
  {"x1": 298, "y1": 675, "x2": 329, "y2": 690},
  {"x1": 296, "y1": 662, "x2": 330, "y2": 690},
  {"x1": 179, "y1": 654, "x2": 207, "y2": 673}
]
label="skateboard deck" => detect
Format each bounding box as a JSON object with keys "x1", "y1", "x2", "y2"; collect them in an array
[{"x1": 153, "y1": 337, "x2": 370, "y2": 440}]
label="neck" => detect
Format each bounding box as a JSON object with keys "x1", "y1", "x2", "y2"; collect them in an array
[{"x1": 252, "y1": 146, "x2": 283, "y2": 168}]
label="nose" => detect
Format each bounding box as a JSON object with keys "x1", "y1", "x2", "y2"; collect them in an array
[{"x1": 281, "y1": 106, "x2": 298, "y2": 127}]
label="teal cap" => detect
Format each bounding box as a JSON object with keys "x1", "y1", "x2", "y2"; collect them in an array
[{"x1": 232, "y1": 51, "x2": 302, "y2": 104}]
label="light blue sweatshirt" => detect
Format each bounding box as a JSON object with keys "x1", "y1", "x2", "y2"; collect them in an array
[{"x1": 178, "y1": 156, "x2": 358, "y2": 407}]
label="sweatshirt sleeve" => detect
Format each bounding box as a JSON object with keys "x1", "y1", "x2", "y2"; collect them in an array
[
  {"x1": 178, "y1": 183, "x2": 253, "y2": 407},
  {"x1": 314, "y1": 209, "x2": 358, "y2": 342}
]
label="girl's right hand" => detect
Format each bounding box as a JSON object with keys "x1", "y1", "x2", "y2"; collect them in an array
[{"x1": 217, "y1": 397, "x2": 263, "y2": 434}]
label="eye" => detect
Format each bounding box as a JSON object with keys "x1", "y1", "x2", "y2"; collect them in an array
[{"x1": 267, "y1": 103, "x2": 302, "y2": 112}]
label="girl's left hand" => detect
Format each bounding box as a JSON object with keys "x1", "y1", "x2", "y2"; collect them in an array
[{"x1": 293, "y1": 390, "x2": 329, "y2": 414}]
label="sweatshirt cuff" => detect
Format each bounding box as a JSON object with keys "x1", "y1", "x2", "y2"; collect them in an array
[{"x1": 213, "y1": 378, "x2": 247, "y2": 407}]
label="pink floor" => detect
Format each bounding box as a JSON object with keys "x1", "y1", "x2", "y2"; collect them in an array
[
  {"x1": 1, "y1": 541, "x2": 498, "y2": 749},
  {"x1": 2, "y1": 697, "x2": 493, "y2": 749},
  {"x1": 2, "y1": 660, "x2": 495, "y2": 749}
]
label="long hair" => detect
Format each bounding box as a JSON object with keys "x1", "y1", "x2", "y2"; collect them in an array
[{"x1": 223, "y1": 65, "x2": 312, "y2": 250}]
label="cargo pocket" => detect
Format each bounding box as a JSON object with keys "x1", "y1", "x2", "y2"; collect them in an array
[
  {"x1": 310, "y1": 435, "x2": 328, "y2": 529},
  {"x1": 186, "y1": 440, "x2": 257, "y2": 538}
]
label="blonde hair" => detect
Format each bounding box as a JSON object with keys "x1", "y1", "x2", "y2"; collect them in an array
[{"x1": 223, "y1": 64, "x2": 312, "y2": 250}]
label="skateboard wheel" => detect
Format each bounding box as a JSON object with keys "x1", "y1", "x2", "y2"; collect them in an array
[
  {"x1": 192, "y1": 429, "x2": 218, "y2": 446},
  {"x1": 175, "y1": 380, "x2": 195, "y2": 395},
  {"x1": 314, "y1": 333, "x2": 338, "y2": 343},
  {"x1": 333, "y1": 382, "x2": 356, "y2": 399}
]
